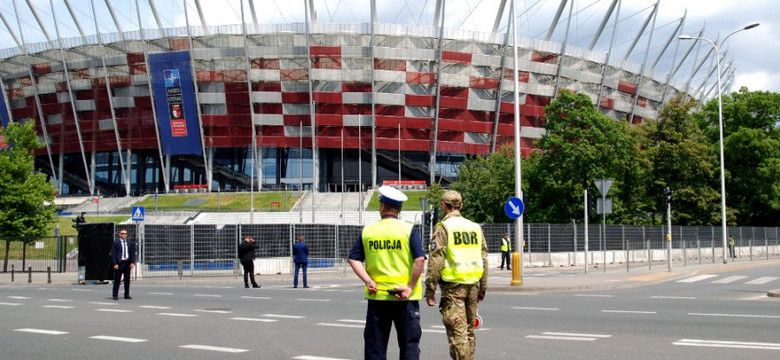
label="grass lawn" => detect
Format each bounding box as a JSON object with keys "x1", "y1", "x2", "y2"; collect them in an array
[
  {"x1": 131, "y1": 191, "x2": 302, "y2": 212},
  {"x1": 366, "y1": 190, "x2": 428, "y2": 211}
]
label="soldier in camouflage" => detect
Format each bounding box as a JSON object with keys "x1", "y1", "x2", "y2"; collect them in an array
[{"x1": 424, "y1": 190, "x2": 488, "y2": 360}]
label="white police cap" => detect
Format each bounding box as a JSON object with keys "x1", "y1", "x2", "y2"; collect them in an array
[{"x1": 378, "y1": 185, "x2": 408, "y2": 206}]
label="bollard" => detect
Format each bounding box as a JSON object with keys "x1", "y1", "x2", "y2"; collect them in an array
[
  {"x1": 47, "y1": 266, "x2": 52, "y2": 284},
  {"x1": 178, "y1": 260, "x2": 183, "y2": 280},
  {"x1": 28, "y1": 265, "x2": 32, "y2": 283},
  {"x1": 11, "y1": 264, "x2": 14, "y2": 282}
]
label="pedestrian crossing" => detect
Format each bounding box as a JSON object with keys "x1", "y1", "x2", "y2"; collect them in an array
[{"x1": 676, "y1": 275, "x2": 779, "y2": 285}]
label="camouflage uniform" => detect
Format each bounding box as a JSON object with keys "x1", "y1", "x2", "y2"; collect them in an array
[{"x1": 425, "y1": 210, "x2": 488, "y2": 360}]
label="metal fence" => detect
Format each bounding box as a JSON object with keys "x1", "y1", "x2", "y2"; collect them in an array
[{"x1": 3, "y1": 223, "x2": 779, "y2": 277}]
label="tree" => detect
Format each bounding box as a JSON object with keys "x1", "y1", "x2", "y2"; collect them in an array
[
  {"x1": 523, "y1": 90, "x2": 643, "y2": 224},
  {"x1": 0, "y1": 121, "x2": 57, "y2": 271},
  {"x1": 450, "y1": 146, "x2": 516, "y2": 223},
  {"x1": 645, "y1": 95, "x2": 722, "y2": 225}
]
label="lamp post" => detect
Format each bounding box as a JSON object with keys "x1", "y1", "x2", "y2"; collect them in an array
[{"x1": 679, "y1": 22, "x2": 759, "y2": 264}]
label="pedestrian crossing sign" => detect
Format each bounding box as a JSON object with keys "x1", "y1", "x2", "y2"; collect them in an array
[{"x1": 132, "y1": 206, "x2": 145, "y2": 222}]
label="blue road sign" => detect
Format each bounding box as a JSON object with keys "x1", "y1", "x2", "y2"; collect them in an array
[
  {"x1": 504, "y1": 197, "x2": 524, "y2": 219},
  {"x1": 131, "y1": 206, "x2": 145, "y2": 222}
]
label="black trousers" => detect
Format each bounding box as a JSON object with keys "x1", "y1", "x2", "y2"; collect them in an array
[
  {"x1": 241, "y1": 260, "x2": 258, "y2": 286},
  {"x1": 500, "y1": 251, "x2": 511, "y2": 269},
  {"x1": 112, "y1": 261, "x2": 132, "y2": 297},
  {"x1": 364, "y1": 300, "x2": 421, "y2": 360}
]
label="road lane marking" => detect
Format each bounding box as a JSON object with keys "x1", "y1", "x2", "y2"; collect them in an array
[
  {"x1": 194, "y1": 294, "x2": 223, "y2": 298},
  {"x1": 47, "y1": 299, "x2": 72, "y2": 302},
  {"x1": 746, "y1": 277, "x2": 778, "y2": 285},
  {"x1": 575, "y1": 294, "x2": 613, "y2": 298},
  {"x1": 512, "y1": 307, "x2": 559, "y2": 311},
  {"x1": 96, "y1": 308, "x2": 133, "y2": 313},
  {"x1": 673, "y1": 339, "x2": 780, "y2": 350},
  {"x1": 196, "y1": 309, "x2": 233, "y2": 314},
  {"x1": 8, "y1": 296, "x2": 31, "y2": 299},
  {"x1": 423, "y1": 329, "x2": 446, "y2": 334},
  {"x1": 0, "y1": 302, "x2": 22, "y2": 306},
  {"x1": 180, "y1": 345, "x2": 249, "y2": 353},
  {"x1": 318, "y1": 323, "x2": 365, "y2": 329},
  {"x1": 90, "y1": 302, "x2": 118, "y2": 306},
  {"x1": 676, "y1": 275, "x2": 718, "y2": 283},
  {"x1": 148, "y1": 292, "x2": 174, "y2": 295},
  {"x1": 139, "y1": 305, "x2": 171, "y2": 309},
  {"x1": 293, "y1": 356, "x2": 351, "y2": 360},
  {"x1": 262, "y1": 314, "x2": 305, "y2": 319},
  {"x1": 712, "y1": 275, "x2": 748, "y2": 284},
  {"x1": 651, "y1": 296, "x2": 696, "y2": 300},
  {"x1": 526, "y1": 332, "x2": 611, "y2": 341},
  {"x1": 14, "y1": 328, "x2": 68, "y2": 335},
  {"x1": 337, "y1": 319, "x2": 365, "y2": 323},
  {"x1": 231, "y1": 317, "x2": 277, "y2": 322},
  {"x1": 158, "y1": 313, "x2": 198, "y2": 317},
  {"x1": 43, "y1": 305, "x2": 74, "y2": 309},
  {"x1": 298, "y1": 298, "x2": 330, "y2": 302},
  {"x1": 90, "y1": 335, "x2": 148, "y2": 343},
  {"x1": 689, "y1": 313, "x2": 780, "y2": 319},
  {"x1": 544, "y1": 332, "x2": 612, "y2": 338},
  {"x1": 241, "y1": 296, "x2": 271, "y2": 300},
  {"x1": 602, "y1": 310, "x2": 657, "y2": 314}
]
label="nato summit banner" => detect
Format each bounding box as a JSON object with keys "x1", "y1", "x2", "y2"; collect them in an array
[
  {"x1": 148, "y1": 51, "x2": 202, "y2": 155},
  {"x1": 0, "y1": 90, "x2": 10, "y2": 150}
]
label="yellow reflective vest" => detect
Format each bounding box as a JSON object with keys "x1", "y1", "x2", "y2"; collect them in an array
[
  {"x1": 501, "y1": 237, "x2": 512, "y2": 252},
  {"x1": 361, "y1": 218, "x2": 422, "y2": 300},
  {"x1": 440, "y1": 216, "x2": 484, "y2": 284}
]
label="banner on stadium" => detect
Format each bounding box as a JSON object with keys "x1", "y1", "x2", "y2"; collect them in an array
[
  {"x1": 148, "y1": 51, "x2": 202, "y2": 155},
  {"x1": 0, "y1": 90, "x2": 9, "y2": 150}
]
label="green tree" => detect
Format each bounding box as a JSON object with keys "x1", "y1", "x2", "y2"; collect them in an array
[
  {"x1": 0, "y1": 121, "x2": 57, "y2": 271},
  {"x1": 524, "y1": 90, "x2": 642, "y2": 224},
  {"x1": 646, "y1": 95, "x2": 722, "y2": 225},
  {"x1": 450, "y1": 146, "x2": 516, "y2": 223}
]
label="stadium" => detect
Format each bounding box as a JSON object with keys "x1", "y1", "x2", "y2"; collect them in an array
[{"x1": 0, "y1": 0, "x2": 728, "y2": 197}]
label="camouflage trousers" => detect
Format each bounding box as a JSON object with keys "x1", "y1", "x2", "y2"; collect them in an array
[{"x1": 438, "y1": 282, "x2": 480, "y2": 360}]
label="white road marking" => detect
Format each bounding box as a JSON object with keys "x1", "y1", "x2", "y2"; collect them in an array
[
  {"x1": 544, "y1": 332, "x2": 612, "y2": 338},
  {"x1": 43, "y1": 305, "x2": 74, "y2": 309},
  {"x1": 431, "y1": 325, "x2": 446, "y2": 329},
  {"x1": 651, "y1": 296, "x2": 696, "y2": 300},
  {"x1": 90, "y1": 302, "x2": 118, "y2": 306},
  {"x1": 526, "y1": 335, "x2": 596, "y2": 341},
  {"x1": 231, "y1": 317, "x2": 278, "y2": 322},
  {"x1": 712, "y1": 275, "x2": 748, "y2": 284},
  {"x1": 180, "y1": 345, "x2": 249, "y2": 353},
  {"x1": 746, "y1": 277, "x2": 778, "y2": 285},
  {"x1": 689, "y1": 313, "x2": 780, "y2": 319},
  {"x1": 262, "y1": 314, "x2": 305, "y2": 319},
  {"x1": 337, "y1": 319, "x2": 365, "y2": 323},
  {"x1": 8, "y1": 296, "x2": 31, "y2": 299},
  {"x1": 317, "y1": 323, "x2": 365, "y2": 329},
  {"x1": 676, "y1": 275, "x2": 719, "y2": 283},
  {"x1": 512, "y1": 306, "x2": 559, "y2": 311},
  {"x1": 195, "y1": 309, "x2": 233, "y2": 314},
  {"x1": 14, "y1": 328, "x2": 68, "y2": 335},
  {"x1": 158, "y1": 313, "x2": 198, "y2": 317},
  {"x1": 601, "y1": 310, "x2": 657, "y2": 314},
  {"x1": 96, "y1": 309, "x2": 133, "y2": 313},
  {"x1": 148, "y1": 292, "x2": 174, "y2": 295},
  {"x1": 292, "y1": 356, "x2": 351, "y2": 360},
  {"x1": 139, "y1": 305, "x2": 171, "y2": 309},
  {"x1": 47, "y1": 299, "x2": 72, "y2": 302},
  {"x1": 673, "y1": 339, "x2": 780, "y2": 350},
  {"x1": 575, "y1": 294, "x2": 614, "y2": 298},
  {"x1": 0, "y1": 302, "x2": 22, "y2": 306},
  {"x1": 194, "y1": 294, "x2": 222, "y2": 298},
  {"x1": 299, "y1": 298, "x2": 330, "y2": 302},
  {"x1": 423, "y1": 329, "x2": 447, "y2": 334},
  {"x1": 90, "y1": 335, "x2": 147, "y2": 343},
  {"x1": 241, "y1": 296, "x2": 271, "y2": 300}
]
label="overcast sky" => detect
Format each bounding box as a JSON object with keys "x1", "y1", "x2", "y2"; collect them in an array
[{"x1": 1, "y1": 0, "x2": 776, "y2": 94}]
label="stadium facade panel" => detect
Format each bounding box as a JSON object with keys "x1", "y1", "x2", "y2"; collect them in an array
[{"x1": 1, "y1": 21, "x2": 691, "y2": 196}]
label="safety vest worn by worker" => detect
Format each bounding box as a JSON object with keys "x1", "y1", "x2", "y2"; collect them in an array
[
  {"x1": 441, "y1": 216, "x2": 485, "y2": 284},
  {"x1": 501, "y1": 237, "x2": 512, "y2": 252},
  {"x1": 362, "y1": 218, "x2": 422, "y2": 300}
]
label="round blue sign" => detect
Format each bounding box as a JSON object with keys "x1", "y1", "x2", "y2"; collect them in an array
[{"x1": 504, "y1": 197, "x2": 524, "y2": 219}]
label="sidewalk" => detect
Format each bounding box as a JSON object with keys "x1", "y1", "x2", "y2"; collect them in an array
[{"x1": 5, "y1": 258, "x2": 780, "y2": 297}]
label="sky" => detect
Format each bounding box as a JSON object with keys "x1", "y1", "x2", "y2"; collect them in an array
[{"x1": 1, "y1": 0, "x2": 777, "y2": 94}]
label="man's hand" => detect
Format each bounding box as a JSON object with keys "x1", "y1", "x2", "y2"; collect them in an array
[
  {"x1": 113, "y1": 265, "x2": 119, "y2": 270},
  {"x1": 130, "y1": 263, "x2": 135, "y2": 270},
  {"x1": 426, "y1": 295, "x2": 436, "y2": 307},
  {"x1": 366, "y1": 280, "x2": 378, "y2": 294},
  {"x1": 392, "y1": 286, "x2": 412, "y2": 299}
]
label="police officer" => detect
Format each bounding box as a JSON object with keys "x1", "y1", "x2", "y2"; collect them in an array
[
  {"x1": 348, "y1": 186, "x2": 426, "y2": 360},
  {"x1": 500, "y1": 233, "x2": 512, "y2": 270},
  {"x1": 425, "y1": 190, "x2": 488, "y2": 360}
]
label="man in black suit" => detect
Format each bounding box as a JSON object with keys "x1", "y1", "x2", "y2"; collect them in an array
[
  {"x1": 111, "y1": 229, "x2": 135, "y2": 300},
  {"x1": 238, "y1": 235, "x2": 260, "y2": 288}
]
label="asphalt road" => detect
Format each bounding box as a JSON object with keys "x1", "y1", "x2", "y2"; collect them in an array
[{"x1": 2, "y1": 264, "x2": 780, "y2": 360}]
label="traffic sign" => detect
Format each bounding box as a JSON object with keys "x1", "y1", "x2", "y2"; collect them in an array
[
  {"x1": 504, "y1": 196, "x2": 524, "y2": 219},
  {"x1": 131, "y1": 206, "x2": 145, "y2": 222}
]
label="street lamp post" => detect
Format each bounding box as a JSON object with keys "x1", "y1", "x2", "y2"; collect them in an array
[{"x1": 679, "y1": 22, "x2": 759, "y2": 264}]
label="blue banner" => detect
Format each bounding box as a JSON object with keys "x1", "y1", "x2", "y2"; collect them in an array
[
  {"x1": 0, "y1": 88, "x2": 10, "y2": 129},
  {"x1": 148, "y1": 51, "x2": 202, "y2": 155}
]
